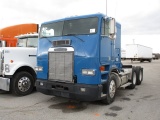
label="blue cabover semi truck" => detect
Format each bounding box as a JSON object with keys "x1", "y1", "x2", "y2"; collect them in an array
[{"x1": 35, "y1": 13, "x2": 143, "y2": 104}]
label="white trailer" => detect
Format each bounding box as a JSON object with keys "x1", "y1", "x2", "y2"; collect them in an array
[
  {"x1": 126, "y1": 44, "x2": 152, "y2": 62},
  {"x1": 0, "y1": 33, "x2": 38, "y2": 96},
  {"x1": 121, "y1": 49, "x2": 126, "y2": 60}
]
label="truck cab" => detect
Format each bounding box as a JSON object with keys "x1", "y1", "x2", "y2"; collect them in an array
[
  {"x1": 36, "y1": 13, "x2": 143, "y2": 104},
  {"x1": 0, "y1": 23, "x2": 38, "y2": 47},
  {"x1": 16, "y1": 33, "x2": 38, "y2": 47}
]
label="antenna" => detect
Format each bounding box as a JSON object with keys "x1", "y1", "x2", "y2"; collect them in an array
[{"x1": 106, "y1": 0, "x2": 107, "y2": 15}]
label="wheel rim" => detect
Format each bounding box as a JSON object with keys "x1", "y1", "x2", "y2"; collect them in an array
[
  {"x1": 18, "y1": 77, "x2": 31, "y2": 92},
  {"x1": 139, "y1": 70, "x2": 142, "y2": 81},
  {"x1": 133, "y1": 72, "x2": 136, "y2": 85},
  {"x1": 109, "y1": 80, "x2": 116, "y2": 98}
]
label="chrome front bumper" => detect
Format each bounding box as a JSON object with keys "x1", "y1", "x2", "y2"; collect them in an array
[{"x1": 0, "y1": 77, "x2": 10, "y2": 91}]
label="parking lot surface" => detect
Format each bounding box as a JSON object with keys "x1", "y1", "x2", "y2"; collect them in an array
[{"x1": 0, "y1": 60, "x2": 160, "y2": 120}]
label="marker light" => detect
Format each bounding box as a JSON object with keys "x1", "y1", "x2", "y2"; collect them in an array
[
  {"x1": 100, "y1": 66, "x2": 105, "y2": 71},
  {"x1": 10, "y1": 60, "x2": 14, "y2": 63}
]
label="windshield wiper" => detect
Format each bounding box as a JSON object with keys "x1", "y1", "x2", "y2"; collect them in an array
[
  {"x1": 40, "y1": 36, "x2": 49, "y2": 38},
  {"x1": 27, "y1": 45, "x2": 36, "y2": 47},
  {"x1": 64, "y1": 34, "x2": 84, "y2": 42}
]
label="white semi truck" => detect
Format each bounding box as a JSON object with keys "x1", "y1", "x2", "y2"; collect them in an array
[
  {"x1": 0, "y1": 33, "x2": 38, "y2": 96},
  {"x1": 126, "y1": 44, "x2": 152, "y2": 62}
]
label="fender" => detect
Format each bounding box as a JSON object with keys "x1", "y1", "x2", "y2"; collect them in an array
[
  {"x1": 108, "y1": 67, "x2": 119, "y2": 75},
  {"x1": 4, "y1": 62, "x2": 36, "y2": 76},
  {"x1": 107, "y1": 67, "x2": 121, "y2": 88},
  {"x1": 2, "y1": 47, "x2": 37, "y2": 76}
]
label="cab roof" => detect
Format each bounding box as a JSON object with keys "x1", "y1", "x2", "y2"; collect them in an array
[
  {"x1": 15, "y1": 33, "x2": 38, "y2": 38},
  {"x1": 42, "y1": 13, "x2": 106, "y2": 25}
]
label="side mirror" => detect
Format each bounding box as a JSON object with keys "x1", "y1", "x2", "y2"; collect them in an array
[
  {"x1": 0, "y1": 40, "x2": 6, "y2": 47},
  {"x1": 108, "y1": 18, "x2": 116, "y2": 40}
]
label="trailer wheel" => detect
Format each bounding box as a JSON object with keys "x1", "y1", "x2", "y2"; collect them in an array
[
  {"x1": 149, "y1": 59, "x2": 152, "y2": 62},
  {"x1": 11, "y1": 71, "x2": 34, "y2": 96},
  {"x1": 102, "y1": 73, "x2": 117, "y2": 105},
  {"x1": 136, "y1": 66, "x2": 143, "y2": 85},
  {"x1": 128, "y1": 67, "x2": 137, "y2": 89}
]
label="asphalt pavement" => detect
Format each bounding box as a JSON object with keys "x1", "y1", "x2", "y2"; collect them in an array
[{"x1": 0, "y1": 59, "x2": 160, "y2": 120}]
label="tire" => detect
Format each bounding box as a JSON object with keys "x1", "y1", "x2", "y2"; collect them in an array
[
  {"x1": 102, "y1": 73, "x2": 117, "y2": 105},
  {"x1": 140, "y1": 59, "x2": 143, "y2": 62},
  {"x1": 11, "y1": 71, "x2": 34, "y2": 96},
  {"x1": 0, "y1": 90, "x2": 8, "y2": 94},
  {"x1": 136, "y1": 66, "x2": 143, "y2": 85},
  {"x1": 128, "y1": 67, "x2": 137, "y2": 89}
]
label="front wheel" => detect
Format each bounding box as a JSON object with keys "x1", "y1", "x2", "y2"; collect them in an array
[
  {"x1": 11, "y1": 72, "x2": 34, "y2": 96},
  {"x1": 102, "y1": 73, "x2": 117, "y2": 105}
]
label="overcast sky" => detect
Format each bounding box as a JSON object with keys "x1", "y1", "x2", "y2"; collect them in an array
[{"x1": 0, "y1": 0, "x2": 160, "y2": 52}]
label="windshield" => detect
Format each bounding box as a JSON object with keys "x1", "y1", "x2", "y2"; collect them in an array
[
  {"x1": 40, "y1": 21, "x2": 64, "y2": 37},
  {"x1": 17, "y1": 37, "x2": 38, "y2": 47},
  {"x1": 40, "y1": 17, "x2": 98, "y2": 38}
]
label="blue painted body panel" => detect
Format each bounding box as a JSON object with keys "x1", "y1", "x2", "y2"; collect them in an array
[{"x1": 37, "y1": 13, "x2": 122, "y2": 85}]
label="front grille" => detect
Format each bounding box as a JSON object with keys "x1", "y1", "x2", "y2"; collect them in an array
[{"x1": 48, "y1": 51, "x2": 73, "y2": 82}]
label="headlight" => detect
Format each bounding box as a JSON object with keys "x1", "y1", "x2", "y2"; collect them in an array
[
  {"x1": 35, "y1": 66, "x2": 43, "y2": 71},
  {"x1": 82, "y1": 69, "x2": 95, "y2": 76},
  {"x1": 5, "y1": 64, "x2": 10, "y2": 72}
]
